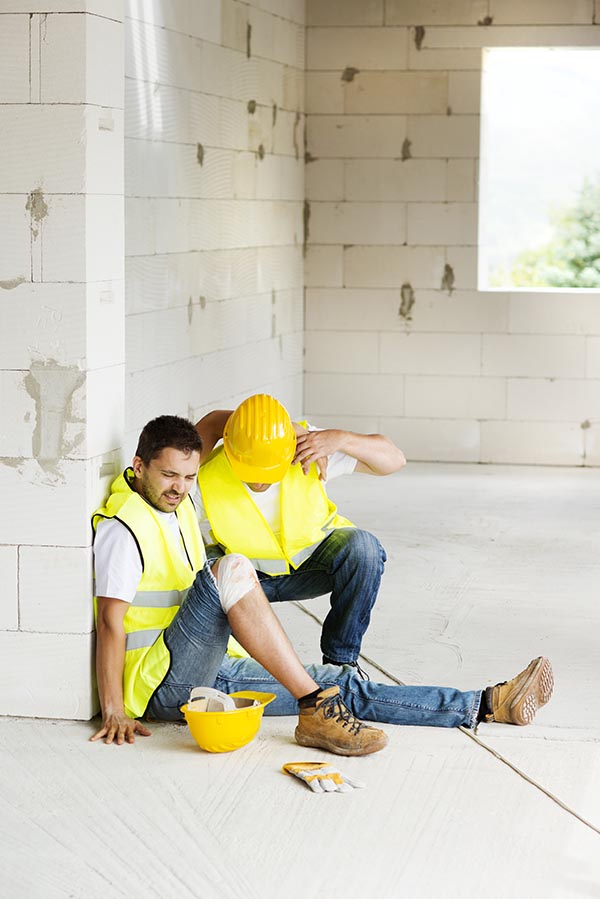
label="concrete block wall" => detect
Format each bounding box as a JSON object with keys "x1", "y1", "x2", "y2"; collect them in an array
[
  {"x1": 124, "y1": 0, "x2": 306, "y2": 456},
  {"x1": 304, "y1": 0, "x2": 600, "y2": 465},
  {"x1": 0, "y1": 4, "x2": 124, "y2": 718}
]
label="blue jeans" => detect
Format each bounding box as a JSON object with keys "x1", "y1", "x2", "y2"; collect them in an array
[
  {"x1": 146, "y1": 562, "x2": 481, "y2": 729},
  {"x1": 258, "y1": 528, "x2": 386, "y2": 665}
]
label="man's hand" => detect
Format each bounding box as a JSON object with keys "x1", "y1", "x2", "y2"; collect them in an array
[
  {"x1": 90, "y1": 712, "x2": 151, "y2": 745},
  {"x1": 295, "y1": 428, "x2": 406, "y2": 478},
  {"x1": 293, "y1": 430, "x2": 343, "y2": 480}
]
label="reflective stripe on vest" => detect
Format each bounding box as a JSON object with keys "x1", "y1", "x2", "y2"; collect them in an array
[
  {"x1": 126, "y1": 628, "x2": 163, "y2": 651},
  {"x1": 131, "y1": 588, "x2": 189, "y2": 608}
]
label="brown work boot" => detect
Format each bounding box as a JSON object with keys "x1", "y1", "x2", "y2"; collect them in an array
[
  {"x1": 295, "y1": 686, "x2": 388, "y2": 756},
  {"x1": 485, "y1": 657, "x2": 554, "y2": 725}
]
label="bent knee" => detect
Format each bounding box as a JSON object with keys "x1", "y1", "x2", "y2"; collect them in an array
[
  {"x1": 343, "y1": 529, "x2": 386, "y2": 565},
  {"x1": 213, "y1": 553, "x2": 259, "y2": 613}
]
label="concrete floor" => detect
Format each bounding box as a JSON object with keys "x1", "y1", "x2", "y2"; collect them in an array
[{"x1": 2, "y1": 463, "x2": 600, "y2": 898}]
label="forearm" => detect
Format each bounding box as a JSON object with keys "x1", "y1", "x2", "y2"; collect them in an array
[
  {"x1": 335, "y1": 431, "x2": 406, "y2": 476},
  {"x1": 96, "y1": 621, "x2": 127, "y2": 716}
]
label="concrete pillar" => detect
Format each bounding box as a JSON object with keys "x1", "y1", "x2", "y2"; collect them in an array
[{"x1": 0, "y1": 3, "x2": 124, "y2": 718}]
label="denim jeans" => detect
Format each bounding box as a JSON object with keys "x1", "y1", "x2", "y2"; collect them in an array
[
  {"x1": 146, "y1": 561, "x2": 481, "y2": 729},
  {"x1": 258, "y1": 528, "x2": 386, "y2": 665}
]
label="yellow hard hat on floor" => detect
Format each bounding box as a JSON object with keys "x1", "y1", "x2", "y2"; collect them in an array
[
  {"x1": 223, "y1": 394, "x2": 296, "y2": 484},
  {"x1": 181, "y1": 687, "x2": 276, "y2": 753}
]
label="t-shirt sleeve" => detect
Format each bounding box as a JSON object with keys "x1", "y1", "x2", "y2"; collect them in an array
[
  {"x1": 190, "y1": 480, "x2": 214, "y2": 545},
  {"x1": 93, "y1": 518, "x2": 143, "y2": 604}
]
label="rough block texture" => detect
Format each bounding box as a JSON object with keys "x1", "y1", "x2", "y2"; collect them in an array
[
  {"x1": 0, "y1": 8, "x2": 124, "y2": 719},
  {"x1": 125, "y1": 0, "x2": 306, "y2": 427},
  {"x1": 304, "y1": 6, "x2": 600, "y2": 467}
]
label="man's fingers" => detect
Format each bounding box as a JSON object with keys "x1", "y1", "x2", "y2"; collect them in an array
[
  {"x1": 135, "y1": 722, "x2": 152, "y2": 737},
  {"x1": 90, "y1": 716, "x2": 151, "y2": 745}
]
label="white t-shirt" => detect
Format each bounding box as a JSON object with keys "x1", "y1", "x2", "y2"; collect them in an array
[
  {"x1": 194, "y1": 430, "x2": 357, "y2": 545},
  {"x1": 94, "y1": 509, "x2": 188, "y2": 604}
]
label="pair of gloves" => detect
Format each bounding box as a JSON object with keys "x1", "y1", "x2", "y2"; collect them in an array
[{"x1": 282, "y1": 762, "x2": 365, "y2": 793}]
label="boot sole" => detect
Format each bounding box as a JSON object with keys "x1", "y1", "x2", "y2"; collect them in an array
[
  {"x1": 509, "y1": 657, "x2": 554, "y2": 725},
  {"x1": 294, "y1": 728, "x2": 388, "y2": 757}
]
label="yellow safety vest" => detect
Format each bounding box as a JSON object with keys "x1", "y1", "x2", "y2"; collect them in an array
[
  {"x1": 92, "y1": 469, "x2": 206, "y2": 718},
  {"x1": 198, "y1": 447, "x2": 355, "y2": 576}
]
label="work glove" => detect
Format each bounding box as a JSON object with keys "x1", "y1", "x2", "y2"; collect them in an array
[{"x1": 282, "y1": 762, "x2": 366, "y2": 793}]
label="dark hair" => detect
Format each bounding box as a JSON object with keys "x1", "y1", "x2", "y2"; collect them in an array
[{"x1": 135, "y1": 415, "x2": 202, "y2": 465}]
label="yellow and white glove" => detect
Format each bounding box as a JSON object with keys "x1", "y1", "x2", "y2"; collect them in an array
[{"x1": 282, "y1": 762, "x2": 366, "y2": 793}]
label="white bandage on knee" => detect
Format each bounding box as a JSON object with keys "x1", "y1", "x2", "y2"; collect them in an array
[{"x1": 213, "y1": 553, "x2": 260, "y2": 613}]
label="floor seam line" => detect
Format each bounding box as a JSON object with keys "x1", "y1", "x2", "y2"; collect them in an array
[{"x1": 292, "y1": 599, "x2": 600, "y2": 837}]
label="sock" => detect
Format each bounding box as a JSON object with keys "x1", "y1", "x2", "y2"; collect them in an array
[
  {"x1": 477, "y1": 687, "x2": 494, "y2": 722},
  {"x1": 298, "y1": 687, "x2": 322, "y2": 708}
]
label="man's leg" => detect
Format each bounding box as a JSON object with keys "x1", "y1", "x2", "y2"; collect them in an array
[
  {"x1": 216, "y1": 656, "x2": 554, "y2": 730},
  {"x1": 259, "y1": 528, "x2": 386, "y2": 665},
  {"x1": 147, "y1": 558, "x2": 317, "y2": 720},
  {"x1": 147, "y1": 555, "x2": 388, "y2": 755},
  {"x1": 216, "y1": 657, "x2": 482, "y2": 729}
]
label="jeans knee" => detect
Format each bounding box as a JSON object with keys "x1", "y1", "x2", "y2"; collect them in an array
[
  {"x1": 341, "y1": 529, "x2": 386, "y2": 571},
  {"x1": 330, "y1": 528, "x2": 386, "y2": 574}
]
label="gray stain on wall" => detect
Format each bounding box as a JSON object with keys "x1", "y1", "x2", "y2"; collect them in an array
[
  {"x1": 24, "y1": 360, "x2": 85, "y2": 474},
  {"x1": 399, "y1": 283, "x2": 415, "y2": 321},
  {"x1": 303, "y1": 200, "x2": 310, "y2": 257},
  {"x1": 441, "y1": 264, "x2": 455, "y2": 295},
  {"x1": 26, "y1": 188, "x2": 48, "y2": 239},
  {"x1": 0, "y1": 276, "x2": 27, "y2": 290}
]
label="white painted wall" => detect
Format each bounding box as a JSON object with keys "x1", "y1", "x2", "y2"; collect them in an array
[
  {"x1": 123, "y1": 0, "x2": 306, "y2": 457},
  {"x1": 0, "y1": 2, "x2": 124, "y2": 717},
  {"x1": 304, "y1": 0, "x2": 600, "y2": 465}
]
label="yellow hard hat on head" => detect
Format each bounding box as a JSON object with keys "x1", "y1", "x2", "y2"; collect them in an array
[{"x1": 223, "y1": 394, "x2": 296, "y2": 483}]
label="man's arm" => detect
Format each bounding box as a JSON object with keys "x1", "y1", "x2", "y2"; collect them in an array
[
  {"x1": 91, "y1": 596, "x2": 151, "y2": 745},
  {"x1": 195, "y1": 410, "x2": 232, "y2": 464},
  {"x1": 294, "y1": 429, "x2": 406, "y2": 477}
]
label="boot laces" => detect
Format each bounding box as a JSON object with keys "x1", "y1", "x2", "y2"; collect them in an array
[{"x1": 318, "y1": 693, "x2": 364, "y2": 735}]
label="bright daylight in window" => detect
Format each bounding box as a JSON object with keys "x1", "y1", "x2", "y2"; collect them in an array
[{"x1": 478, "y1": 47, "x2": 600, "y2": 291}]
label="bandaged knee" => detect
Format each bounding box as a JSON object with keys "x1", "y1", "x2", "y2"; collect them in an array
[{"x1": 213, "y1": 553, "x2": 260, "y2": 613}]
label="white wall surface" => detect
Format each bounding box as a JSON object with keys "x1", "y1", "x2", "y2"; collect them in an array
[
  {"x1": 124, "y1": 0, "x2": 306, "y2": 457},
  {"x1": 304, "y1": 0, "x2": 600, "y2": 465},
  {"x1": 0, "y1": 3, "x2": 124, "y2": 718}
]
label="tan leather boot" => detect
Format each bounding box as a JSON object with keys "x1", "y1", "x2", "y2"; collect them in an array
[
  {"x1": 485, "y1": 657, "x2": 554, "y2": 725},
  {"x1": 295, "y1": 686, "x2": 388, "y2": 756}
]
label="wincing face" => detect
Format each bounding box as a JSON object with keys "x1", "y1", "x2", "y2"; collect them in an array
[{"x1": 132, "y1": 447, "x2": 200, "y2": 513}]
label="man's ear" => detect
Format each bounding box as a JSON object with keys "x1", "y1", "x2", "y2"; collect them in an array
[{"x1": 132, "y1": 456, "x2": 144, "y2": 477}]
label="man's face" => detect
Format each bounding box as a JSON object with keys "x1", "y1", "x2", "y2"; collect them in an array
[{"x1": 132, "y1": 447, "x2": 200, "y2": 512}]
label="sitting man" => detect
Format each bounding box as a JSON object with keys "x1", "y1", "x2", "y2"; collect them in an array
[
  {"x1": 195, "y1": 393, "x2": 406, "y2": 674},
  {"x1": 91, "y1": 414, "x2": 554, "y2": 751}
]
